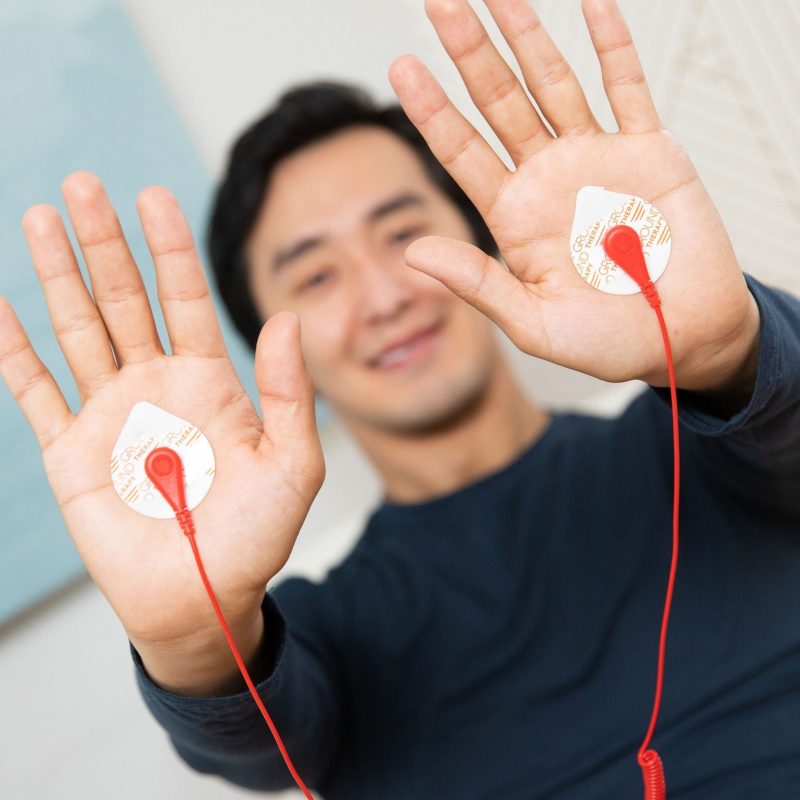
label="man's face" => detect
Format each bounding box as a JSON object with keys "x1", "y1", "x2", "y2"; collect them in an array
[{"x1": 245, "y1": 125, "x2": 500, "y2": 434}]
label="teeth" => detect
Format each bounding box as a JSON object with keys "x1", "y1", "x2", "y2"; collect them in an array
[
  {"x1": 376, "y1": 343, "x2": 415, "y2": 368},
  {"x1": 371, "y1": 325, "x2": 441, "y2": 369}
]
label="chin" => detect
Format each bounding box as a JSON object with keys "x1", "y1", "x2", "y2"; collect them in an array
[{"x1": 363, "y1": 358, "x2": 495, "y2": 435}]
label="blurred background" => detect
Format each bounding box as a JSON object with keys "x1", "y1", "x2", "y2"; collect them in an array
[{"x1": 1, "y1": 0, "x2": 798, "y2": 797}]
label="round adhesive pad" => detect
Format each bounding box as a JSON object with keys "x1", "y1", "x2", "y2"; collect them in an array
[{"x1": 111, "y1": 401, "x2": 215, "y2": 519}]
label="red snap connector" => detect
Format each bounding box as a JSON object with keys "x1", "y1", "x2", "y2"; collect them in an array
[
  {"x1": 603, "y1": 224, "x2": 650, "y2": 288},
  {"x1": 144, "y1": 446, "x2": 187, "y2": 515}
]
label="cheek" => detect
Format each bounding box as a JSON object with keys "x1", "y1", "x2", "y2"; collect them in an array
[
  {"x1": 405, "y1": 263, "x2": 461, "y2": 305},
  {"x1": 295, "y1": 300, "x2": 357, "y2": 383},
  {"x1": 408, "y1": 265, "x2": 484, "y2": 327}
]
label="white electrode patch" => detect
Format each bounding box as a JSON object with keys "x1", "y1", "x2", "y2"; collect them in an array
[
  {"x1": 111, "y1": 401, "x2": 215, "y2": 519},
  {"x1": 570, "y1": 186, "x2": 671, "y2": 295}
]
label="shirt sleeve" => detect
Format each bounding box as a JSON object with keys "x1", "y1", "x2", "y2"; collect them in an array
[
  {"x1": 130, "y1": 574, "x2": 347, "y2": 792},
  {"x1": 647, "y1": 272, "x2": 800, "y2": 519}
]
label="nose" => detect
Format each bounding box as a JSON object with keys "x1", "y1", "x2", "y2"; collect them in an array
[{"x1": 356, "y1": 255, "x2": 415, "y2": 324}]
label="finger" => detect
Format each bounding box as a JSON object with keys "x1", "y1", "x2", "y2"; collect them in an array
[
  {"x1": 0, "y1": 295, "x2": 73, "y2": 450},
  {"x1": 136, "y1": 187, "x2": 228, "y2": 360},
  {"x1": 389, "y1": 54, "x2": 509, "y2": 217},
  {"x1": 403, "y1": 236, "x2": 548, "y2": 357},
  {"x1": 254, "y1": 311, "x2": 321, "y2": 465},
  {"x1": 61, "y1": 172, "x2": 164, "y2": 366},
  {"x1": 484, "y1": 0, "x2": 600, "y2": 136},
  {"x1": 424, "y1": 0, "x2": 551, "y2": 163},
  {"x1": 582, "y1": 0, "x2": 662, "y2": 133},
  {"x1": 21, "y1": 205, "x2": 118, "y2": 401}
]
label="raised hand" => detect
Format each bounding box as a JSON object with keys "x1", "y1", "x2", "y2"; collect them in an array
[
  {"x1": 0, "y1": 174, "x2": 324, "y2": 690},
  {"x1": 389, "y1": 0, "x2": 760, "y2": 391}
]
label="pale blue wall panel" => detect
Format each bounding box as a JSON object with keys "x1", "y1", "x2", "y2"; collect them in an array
[{"x1": 0, "y1": 0, "x2": 233, "y2": 623}]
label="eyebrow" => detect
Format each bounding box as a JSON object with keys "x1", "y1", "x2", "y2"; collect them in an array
[{"x1": 271, "y1": 191, "x2": 427, "y2": 274}]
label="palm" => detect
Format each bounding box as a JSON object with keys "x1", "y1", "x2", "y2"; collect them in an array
[
  {"x1": 0, "y1": 175, "x2": 323, "y2": 647},
  {"x1": 488, "y1": 131, "x2": 744, "y2": 383},
  {"x1": 45, "y1": 356, "x2": 304, "y2": 643},
  {"x1": 391, "y1": 0, "x2": 756, "y2": 389}
]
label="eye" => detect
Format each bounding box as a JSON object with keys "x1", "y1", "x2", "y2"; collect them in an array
[
  {"x1": 297, "y1": 270, "x2": 332, "y2": 293},
  {"x1": 387, "y1": 225, "x2": 425, "y2": 245}
]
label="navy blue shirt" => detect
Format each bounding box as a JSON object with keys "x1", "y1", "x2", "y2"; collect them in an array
[{"x1": 132, "y1": 274, "x2": 800, "y2": 798}]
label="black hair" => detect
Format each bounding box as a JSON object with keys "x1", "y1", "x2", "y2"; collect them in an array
[{"x1": 207, "y1": 80, "x2": 498, "y2": 352}]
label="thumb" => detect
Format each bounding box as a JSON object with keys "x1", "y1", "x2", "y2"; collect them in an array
[
  {"x1": 253, "y1": 310, "x2": 319, "y2": 459},
  {"x1": 404, "y1": 236, "x2": 539, "y2": 349}
]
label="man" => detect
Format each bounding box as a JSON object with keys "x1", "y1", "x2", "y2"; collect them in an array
[{"x1": 1, "y1": 0, "x2": 798, "y2": 797}]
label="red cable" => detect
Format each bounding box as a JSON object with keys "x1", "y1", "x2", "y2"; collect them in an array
[
  {"x1": 603, "y1": 226, "x2": 680, "y2": 800},
  {"x1": 145, "y1": 448, "x2": 314, "y2": 800}
]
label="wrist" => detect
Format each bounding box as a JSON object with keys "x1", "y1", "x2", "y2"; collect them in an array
[
  {"x1": 657, "y1": 290, "x2": 761, "y2": 420},
  {"x1": 132, "y1": 600, "x2": 266, "y2": 697},
  {"x1": 670, "y1": 290, "x2": 760, "y2": 395},
  {"x1": 695, "y1": 292, "x2": 761, "y2": 395}
]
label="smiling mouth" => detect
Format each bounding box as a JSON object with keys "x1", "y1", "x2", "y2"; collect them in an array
[{"x1": 368, "y1": 322, "x2": 444, "y2": 371}]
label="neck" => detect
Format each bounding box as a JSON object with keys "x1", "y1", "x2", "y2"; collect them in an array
[{"x1": 339, "y1": 356, "x2": 551, "y2": 504}]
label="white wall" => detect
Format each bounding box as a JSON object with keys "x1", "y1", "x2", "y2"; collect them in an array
[{"x1": 2, "y1": 1, "x2": 798, "y2": 798}]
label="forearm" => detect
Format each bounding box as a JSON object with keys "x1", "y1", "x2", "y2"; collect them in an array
[{"x1": 131, "y1": 583, "x2": 343, "y2": 791}]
